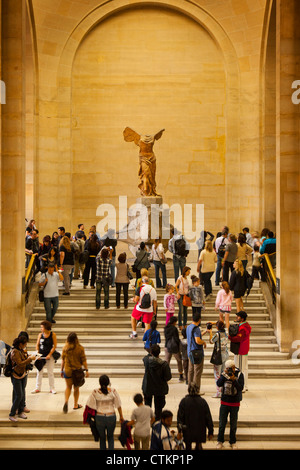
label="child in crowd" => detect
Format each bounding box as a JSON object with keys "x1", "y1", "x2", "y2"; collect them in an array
[
  {"x1": 215, "y1": 281, "x2": 233, "y2": 330},
  {"x1": 252, "y1": 245, "x2": 263, "y2": 280},
  {"x1": 188, "y1": 275, "x2": 205, "y2": 318},
  {"x1": 180, "y1": 328, "x2": 189, "y2": 385},
  {"x1": 163, "y1": 284, "x2": 176, "y2": 325},
  {"x1": 143, "y1": 320, "x2": 161, "y2": 353},
  {"x1": 127, "y1": 393, "x2": 155, "y2": 450}
]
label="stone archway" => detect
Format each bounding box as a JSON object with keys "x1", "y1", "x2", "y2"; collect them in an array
[{"x1": 56, "y1": 0, "x2": 241, "y2": 234}]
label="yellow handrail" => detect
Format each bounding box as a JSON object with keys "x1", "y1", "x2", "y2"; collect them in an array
[
  {"x1": 25, "y1": 253, "x2": 37, "y2": 284},
  {"x1": 261, "y1": 252, "x2": 276, "y2": 286}
]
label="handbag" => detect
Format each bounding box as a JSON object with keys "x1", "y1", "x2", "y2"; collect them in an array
[
  {"x1": 182, "y1": 295, "x2": 192, "y2": 307},
  {"x1": 72, "y1": 368, "x2": 86, "y2": 387},
  {"x1": 127, "y1": 264, "x2": 133, "y2": 280},
  {"x1": 166, "y1": 336, "x2": 179, "y2": 354},
  {"x1": 210, "y1": 333, "x2": 223, "y2": 366},
  {"x1": 39, "y1": 289, "x2": 44, "y2": 302},
  {"x1": 52, "y1": 350, "x2": 61, "y2": 362}
]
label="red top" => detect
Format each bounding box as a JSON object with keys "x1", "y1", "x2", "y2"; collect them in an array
[{"x1": 229, "y1": 321, "x2": 252, "y2": 355}]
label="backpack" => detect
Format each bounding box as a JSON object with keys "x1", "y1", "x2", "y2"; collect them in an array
[
  {"x1": 218, "y1": 238, "x2": 226, "y2": 258},
  {"x1": 3, "y1": 350, "x2": 13, "y2": 378},
  {"x1": 79, "y1": 250, "x2": 89, "y2": 265},
  {"x1": 228, "y1": 323, "x2": 240, "y2": 355},
  {"x1": 140, "y1": 287, "x2": 152, "y2": 309},
  {"x1": 174, "y1": 236, "x2": 188, "y2": 257},
  {"x1": 245, "y1": 270, "x2": 254, "y2": 294}
]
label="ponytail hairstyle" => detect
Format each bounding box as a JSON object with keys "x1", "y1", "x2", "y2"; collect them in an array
[
  {"x1": 99, "y1": 374, "x2": 110, "y2": 395},
  {"x1": 12, "y1": 335, "x2": 28, "y2": 349},
  {"x1": 221, "y1": 281, "x2": 230, "y2": 294}
]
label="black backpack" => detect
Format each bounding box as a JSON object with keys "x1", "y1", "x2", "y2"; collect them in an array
[
  {"x1": 228, "y1": 324, "x2": 240, "y2": 355},
  {"x1": 3, "y1": 350, "x2": 13, "y2": 378},
  {"x1": 218, "y1": 238, "x2": 226, "y2": 259},
  {"x1": 140, "y1": 287, "x2": 152, "y2": 309},
  {"x1": 175, "y1": 236, "x2": 188, "y2": 257}
]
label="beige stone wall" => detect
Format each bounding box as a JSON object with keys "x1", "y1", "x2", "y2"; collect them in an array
[
  {"x1": 29, "y1": 0, "x2": 267, "y2": 241},
  {"x1": 71, "y1": 7, "x2": 226, "y2": 236}
]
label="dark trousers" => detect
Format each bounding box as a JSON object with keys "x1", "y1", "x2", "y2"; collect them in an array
[
  {"x1": 222, "y1": 261, "x2": 234, "y2": 282},
  {"x1": 96, "y1": 280, "x2": 109, "y2": 309},
  {"x1": 217, "y1": 404, "x2": 239, "y2": 444},
  {"x1": 144, "y1": 394, "x2": 166, "y2": 421},
  {"x1": 10, "y1": 375, "x2": 27, "y2": 416},
  {"x1": 83, "y1": 257, "x2": 97, "y2": 287},
  {"x1": 202, "y1": 271, "x2": 213, "y2": 296},
  {"x1": 192, "y1": 306, "x2": 202, "y2": 317},
  {"x1": 116, "y1": 282, "x2": 129, "y2": 308},
  {"x1": 252, "y1": 265, "x2": 264, "y2": 281}
]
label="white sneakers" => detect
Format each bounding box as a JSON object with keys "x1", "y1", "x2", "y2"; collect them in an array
[
  {"x1": 216, "y1": 442, "x2": 238, "y2": 450},
  {"x1": 9, "y1": 413, "x2": 27, "y2": 422}
]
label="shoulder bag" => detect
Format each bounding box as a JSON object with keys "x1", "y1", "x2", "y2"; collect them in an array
[{"x1": 210, "y1": 332, "x2": 223, "y2": 365}]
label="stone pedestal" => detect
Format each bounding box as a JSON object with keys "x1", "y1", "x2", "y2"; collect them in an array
[{"x1": 136, "y1": 196, "x2": 170, "y2": 250}]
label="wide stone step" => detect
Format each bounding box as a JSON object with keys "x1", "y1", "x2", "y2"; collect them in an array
[
  {"x1": 26, "y1": 341, "x2": 280, "y2": 351},
  {"x1": 27, "y1": 326, "x2": 275, "y2": 337},
  {"x1": 1, "y1": 424, "x2": 300, "y2": 442}
]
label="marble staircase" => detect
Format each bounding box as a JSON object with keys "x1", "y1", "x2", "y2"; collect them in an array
[{"x1": 1, "y1": 278, "x2": 300, "y2": 450}]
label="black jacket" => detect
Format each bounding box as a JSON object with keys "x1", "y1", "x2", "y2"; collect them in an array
[
  {"x1": 216, "y1": 368, "x2": 244, "y2": 404},
  {"x1": 164, "y1": 324, "x2": 180, "y2": 352},
  {"x1": 142, "y1": 354, "x2": 172, "y2": 396},
  {"x1": 177, "y1": 394, "x2": 214, "y2": 443}
]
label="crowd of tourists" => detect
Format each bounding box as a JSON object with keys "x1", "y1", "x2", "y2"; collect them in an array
[{"x1": 0, "y1": 220, "x2": 276, "y2": 450}]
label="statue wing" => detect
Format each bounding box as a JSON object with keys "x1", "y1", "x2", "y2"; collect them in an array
[
  {"x1": 154, "y1": 129, "x2": 165, "y2": 141},
  {"x1": 123, "y1": 127, "x2": 141, "y2": 145}
]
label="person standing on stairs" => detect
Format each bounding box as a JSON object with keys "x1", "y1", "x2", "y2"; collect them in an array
[
  {"x1": 32, "y1": 320, "x2": 58, "y2": 394},
  {"x1": 228, "y1": 311, "x2": 251, "y2": 392},
  {"x1": 61, "y1": 332, "x2": 89, "y2": 413}
]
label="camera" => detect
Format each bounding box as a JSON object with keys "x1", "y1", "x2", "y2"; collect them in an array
[{"x1": 206, "y1": 322, "x2": 213, "y2": 330}]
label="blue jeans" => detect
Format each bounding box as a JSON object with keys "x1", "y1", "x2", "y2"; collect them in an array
[
  {"x1": 95, "y1": 414, "x2": 116, "y2": 450},
  {"x1": 177, "y1": 296, "x2": 187, "y2": 327},
  {"x1": 96, "y1": 280, "x2": 109, "y2": 309},
  {"x1": 10, "y1": 375, "x2": 27, "y2": 416},
  {"x1": 153, "y1": 260, "x2": 167, "y2": 288},
  {"x1": 217, "y1": 404, "x2": 239, "y2": 444},
  {"x1": 173, "y1": 256, "x2": 186, "y2": 282},
  {"x1": 44, "y1": 296, "x2": 59, "y2": 322}
]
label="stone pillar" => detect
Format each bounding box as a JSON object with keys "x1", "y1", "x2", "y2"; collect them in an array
[
  {"x1": 0, "y1": 0, "x2": 27, "y2": 343},
  {"x1": 275, "y1": 0, "x2": 300, "y2": 352}
]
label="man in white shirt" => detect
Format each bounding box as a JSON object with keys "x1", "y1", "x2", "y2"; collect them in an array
[
  {"x1": 214, "y1": 228, "x2": 229, "y2": 286},
  {"x1": 168, "y1": 228, "x2": 190, "y2": 282},
  {"x1": 130, "y1": 278, "x2": 157, "y2": 339},
  {"x1": 39, "y1": 265, "x2": 63, "y2": 323}
]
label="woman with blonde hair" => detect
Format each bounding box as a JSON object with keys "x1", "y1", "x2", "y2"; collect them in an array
[
  {"x1": 59, "y1": 235, "x2": 75, "y2": 295},
  {"x1": 61, "y1": 332, "x2": 89, "y2": 413},
  {"x1": 197, "y1": 240, "x2": 217, "y2": 300},
  {"x1": 229, "y1": 259, "x2": 247, "y2": 313}
]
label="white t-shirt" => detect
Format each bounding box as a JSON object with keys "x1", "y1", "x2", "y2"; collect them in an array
[
  {"x1": 136, "y1": 284, "x2": 157, "y2": 313},
  {"x1": 131, "y1": 404, "x2": 154, "y2": 437},
  {"x1": 40, "y1": 272, "x2": 60, "y2": 298}
]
